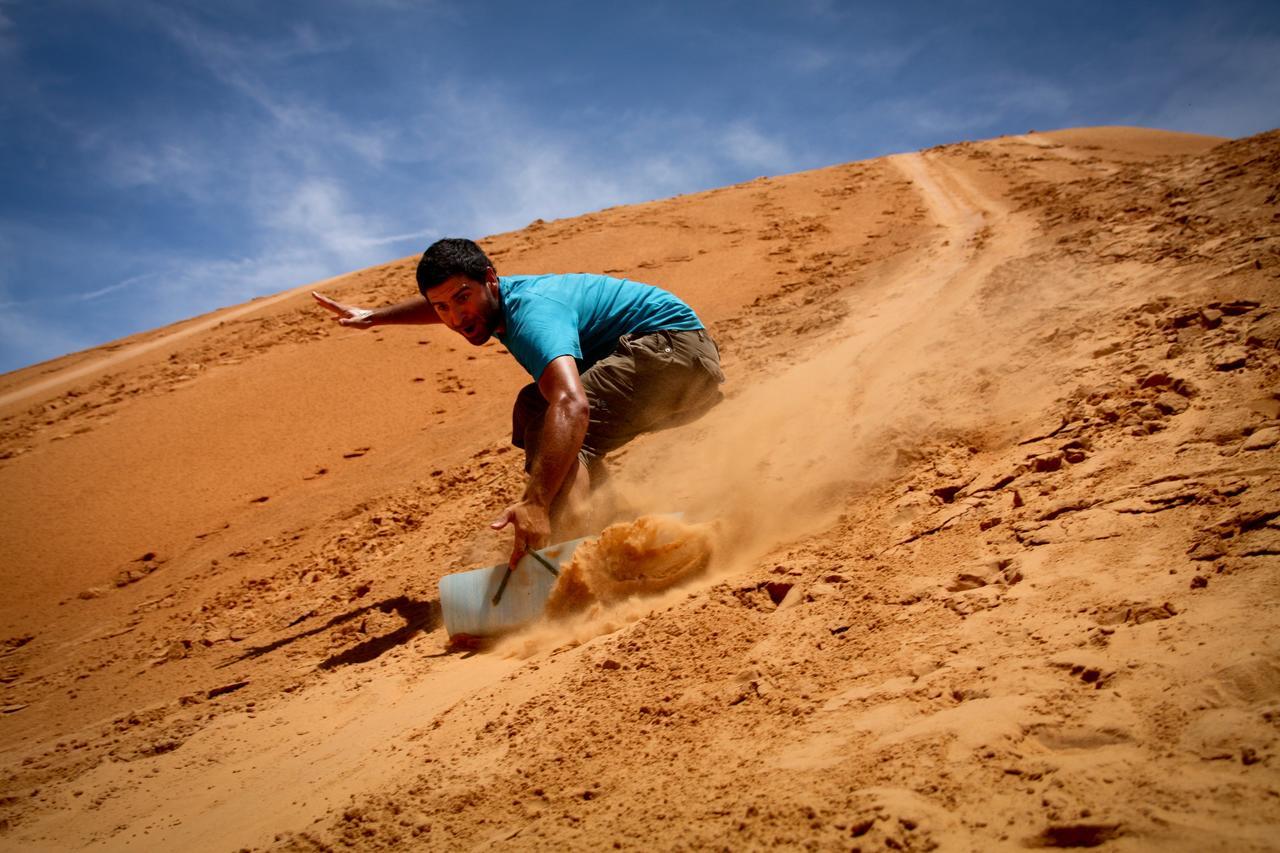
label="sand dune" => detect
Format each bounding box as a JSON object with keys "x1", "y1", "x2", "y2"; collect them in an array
[{"x1": 2, "y1": 125, "x2": 1278, "y2": 850}]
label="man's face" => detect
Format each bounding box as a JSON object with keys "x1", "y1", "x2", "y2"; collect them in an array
[{"x1": 425, "y1": 272, "x2": 503, "y2": 345}]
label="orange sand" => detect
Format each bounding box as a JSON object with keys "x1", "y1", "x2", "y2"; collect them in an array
[{"x1": 1, "y1": 126, "x2": 1279, "y2": 851}]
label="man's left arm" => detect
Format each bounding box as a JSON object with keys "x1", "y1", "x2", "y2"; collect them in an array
[{"x1": 490, "y1": 355, "x2": 589, "y2": 568}]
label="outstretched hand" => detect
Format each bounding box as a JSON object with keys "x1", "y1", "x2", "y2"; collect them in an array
[
  {"x1": 491, "y1": 500, "x2": 552, "y2": 571},
  {"x1": 312, "y1": 292, "x2": 375, "y2": 328}
]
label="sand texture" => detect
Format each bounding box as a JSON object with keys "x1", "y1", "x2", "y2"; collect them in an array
[{"x1": 1, "y1": 125, "x2": 1278, "y2": 850}]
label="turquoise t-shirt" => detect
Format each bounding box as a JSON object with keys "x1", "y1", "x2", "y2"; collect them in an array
[{"x1": 495, "y1": 274, "x2": 703, "y2": 380}]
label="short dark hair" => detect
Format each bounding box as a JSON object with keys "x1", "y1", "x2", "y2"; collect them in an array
[{"x1": 416, "y1": 238, "x2": 494, "y2": 295}]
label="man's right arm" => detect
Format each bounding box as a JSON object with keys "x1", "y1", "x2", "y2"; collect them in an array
[{"x1": 312, "y1": 292, "x2": 441, "y2": 328}]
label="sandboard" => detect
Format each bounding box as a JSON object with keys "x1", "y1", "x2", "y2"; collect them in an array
[{"x1": 438, "y1": 537, "x2": 586, "y2": 638}]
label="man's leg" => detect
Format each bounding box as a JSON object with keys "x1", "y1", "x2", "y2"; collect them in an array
[{"x1": 577, "y1": 328, "x2": 725, "y2": 459}]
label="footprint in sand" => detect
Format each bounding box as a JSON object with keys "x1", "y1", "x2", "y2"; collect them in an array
[{"x1": 343, "y1": 447, "x2": 370, "y2": 459}]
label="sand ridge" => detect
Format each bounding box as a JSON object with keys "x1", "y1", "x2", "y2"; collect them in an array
[{"x1": 2, "y1": 126, "x2": 1280, "y2": 850}]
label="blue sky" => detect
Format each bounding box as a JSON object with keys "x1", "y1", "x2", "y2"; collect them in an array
[{"x1": 1, "y1": 0, "x2": 1277, "y2": 373}]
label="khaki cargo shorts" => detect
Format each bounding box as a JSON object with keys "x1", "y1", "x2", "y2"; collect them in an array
[{"x1": 512, "y1": 328, "x2": 725, "y2": 479}]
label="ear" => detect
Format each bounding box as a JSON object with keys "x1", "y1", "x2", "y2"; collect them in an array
[{"x1": 484, "y1": 266, "x2": 498, "y2": 285}]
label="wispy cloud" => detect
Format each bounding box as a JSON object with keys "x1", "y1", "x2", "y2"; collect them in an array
[
  {"x1": 785, "y1": 45, "x2": 836, "y2": 74},
  {"x1": 261, "y1": 177, "x2": 432, "y2": 266},
  {"x1": 97, "y1": 141, "x2": 205, "y2": 190},
  {"x1": 720, "y1": 122, "x2": 794, "y2": 172},
  {"x1": 74, "y1": 271, "x2": 164, "y2": 302},
  {"x1": 0, "y1": 1, "x2": 16, "y2": 59},
  {"x1": 849, "y1": 41, "x2": 924, "y2": 75},
  {"x1": 353, "y1": 229, "x2": 438, "y2": 248},
  {"x1": 446, "y1": 113, "x2": 798, "y2": 237},
  {"x1": 151, "y1": 6, "x2": 389, "y2": 169}
]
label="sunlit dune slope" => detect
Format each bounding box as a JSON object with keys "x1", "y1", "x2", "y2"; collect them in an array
[{"x1": 3, "y1": 125, "x2": 1280, "y2": 852}]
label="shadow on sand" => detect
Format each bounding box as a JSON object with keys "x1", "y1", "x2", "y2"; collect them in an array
[{"x1": 220, "y1": 596, "x2": 439, "y2": 670}]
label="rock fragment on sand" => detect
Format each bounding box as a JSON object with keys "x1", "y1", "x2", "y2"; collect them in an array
[
  {"x1": 1213, "y1": 348, "x2": 1248, "y2": 371},
  {"x1": 1030, "y1": 452, "x2": 1063, "y2": 473},
  {"x1": 965, "y1": 465, "x2": 1018, "y2": 495},
  {"x1": 149, "y1": 640, "x2": 190, "y2": 666},
  {"x1": 202, "y1": 624, "x2": 232, "y2": 645},
  {"x1": 1091, "y1": 341, "x2": 1122, "y2": 358},
  {"x1": 1127, "y1": 602, "x2": 1178, "y2": 624},
  {"x1": 1199, "y1": 308, "x2": 1223, "y2": 328},
  {"x1": 1218, "y1": 300, "x2": 1259, "y2": 316},
  {"x1": 1163, "y1": 309, "x2": 1200, "y2": 329},
  {"x1": 1153, "y1": 392, "x2": 1189, "y2": 415},
  {"x1": 1239, "y1": 529, "x2": 1280, "y2": 557},
  {"x1": 1186, "y1": 538, "x2": 1227, "y2": 561},
  {"x1": 1245, "y1": 315, "x2": 1280, "y2": 349},
  {"x1": 1026, "y1": 824, "x2": 1123, "y2": 848},
  {"x1": 207, "y1": 680, "x2": 250, "y2": 699},
  {"x1": 933, "y1": 460, "x2": 961, "y2": 479},
  {"x1": 946, "y1": 573, "x2": 988, "y2": 592},
  {"x1": 1242, "y1": 426, "x2": 1279, "y2": 451}
]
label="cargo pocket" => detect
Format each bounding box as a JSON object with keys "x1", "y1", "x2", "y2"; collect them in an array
[
  {"x1": 697, "y1": 354, "x2": 725, "y2": 386},
  {"x1": 625, "y1": 330, "x2": 677, "y2": 367},
  {"x1": 675, "y1": 353, "x2": 724, "y2": 415}
]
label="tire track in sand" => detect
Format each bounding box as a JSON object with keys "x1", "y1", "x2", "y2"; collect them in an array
[
  {"x1": 814, "y1": 150, "x2": 1025, "y2": 373},
  {"x1": 834, "y1": 150, "x2": 1036, "y2": 413}
]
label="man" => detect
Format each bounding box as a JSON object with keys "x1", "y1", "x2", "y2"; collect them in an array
[{"x1": 314, "y1": 238, "x2": 724, "y2": 569}]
